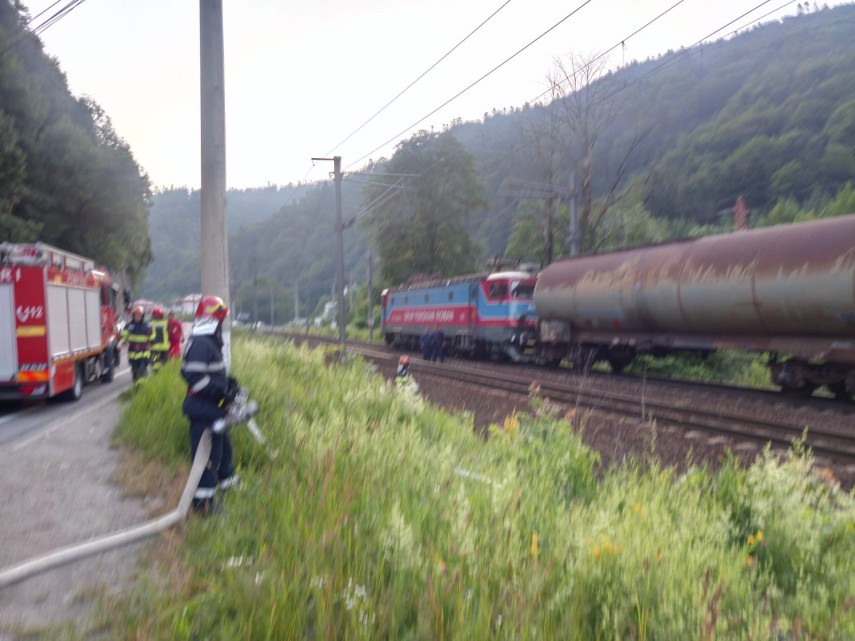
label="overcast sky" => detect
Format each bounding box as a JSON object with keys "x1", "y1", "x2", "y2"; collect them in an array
[{"x1": 32, "y1": 0, "x2": 843, "y2": 191}]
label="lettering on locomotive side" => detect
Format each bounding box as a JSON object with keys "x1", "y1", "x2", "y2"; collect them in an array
[
  {"x1": 16, "y1": 305, "x2": 45, "y2": 323},
  {"x1": 401, "y1": 309, "x2": 455, "y2": 324}
]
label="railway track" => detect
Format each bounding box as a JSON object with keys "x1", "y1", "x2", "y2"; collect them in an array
[{"x1": 265, "y1": 330, "x2": 855, "y2": 468}]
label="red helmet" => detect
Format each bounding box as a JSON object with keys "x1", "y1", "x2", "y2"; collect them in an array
[
  {"x1": 195, "y1": 295, "x2": 228, "y2": 322},
  {"x1": 151, "y1": 306, "x2": 165, "y2": 319}
]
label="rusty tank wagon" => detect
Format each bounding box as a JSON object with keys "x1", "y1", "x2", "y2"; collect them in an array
[{"x1": 533, "y1": 214, "x2": 855, "y2": 397}]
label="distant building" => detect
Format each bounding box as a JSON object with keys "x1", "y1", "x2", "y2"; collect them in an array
[{"x1": 177, "y1": 293, "x2": 202, "y2": 316}]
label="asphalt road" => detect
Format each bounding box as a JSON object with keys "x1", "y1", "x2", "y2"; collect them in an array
[
  {"x1": 0, "y1": 363, "x2": 134, "y2": 448},
  {"x1": 0, "y1": 362, "x2": 157, "y2": 636}
]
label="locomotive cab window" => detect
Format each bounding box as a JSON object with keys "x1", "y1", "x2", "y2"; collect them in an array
[
  {"x1": 488, "y1": 283, "x2": 508, "y2": 300},
  {"x1": 512, "y1": 281, "x2": 535, "y2": 298}
]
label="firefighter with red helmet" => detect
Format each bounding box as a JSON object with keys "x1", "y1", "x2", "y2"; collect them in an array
[
  {"x1": 149, "y1": 306, "x2": 170, "y2": 372},
  {"x1": 180, "y1": 295, "x2": 239, "y2": 515},
  {"x1": 122, "y1": 305, "x2": 153, "y2": 382}
]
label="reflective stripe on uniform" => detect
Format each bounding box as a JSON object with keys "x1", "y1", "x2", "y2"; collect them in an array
[
  {"x1": 194, "y1": 486, "x2": 215, "y2": 499},
  {"x1": 182, "y1": 360, "x2": 225, "y2": 373},
  {"x1": 191, "y1": 375, "x2": 211, "y2": 393}
]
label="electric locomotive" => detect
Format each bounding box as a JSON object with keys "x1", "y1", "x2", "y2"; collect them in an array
[{"x1": 381, "y1": 264, "x2": 539, "y2": 361}]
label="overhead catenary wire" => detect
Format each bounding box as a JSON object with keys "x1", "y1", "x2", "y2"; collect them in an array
[
  {"x1": 601, "y1": 0, "x2": 792, "y2": 102},
  {"x1": 320, "y1": 0, "x2": 516, "y2": 160},
  {"x1": 345, "y1": 0, "x2": 598, "y2": 171},
  {"x1": 479, "y1": 0, "x2": 800, "y2": 174}
]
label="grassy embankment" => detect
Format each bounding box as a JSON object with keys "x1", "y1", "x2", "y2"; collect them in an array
[{"x1": 103, "y1": 334, "x2": 853, "y2": 640}]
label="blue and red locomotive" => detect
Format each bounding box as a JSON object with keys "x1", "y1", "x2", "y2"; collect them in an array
[{"x1": 381, "y1": 266, "x2": 538, "y2": 361}]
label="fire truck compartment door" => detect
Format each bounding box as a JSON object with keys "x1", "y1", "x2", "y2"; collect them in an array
[
  {"x1": 47, "y1": 285, "x2": 71, "y2": 357},
  {"x1": 0, "y1": 284, "x2": 15, "y2": 380}
]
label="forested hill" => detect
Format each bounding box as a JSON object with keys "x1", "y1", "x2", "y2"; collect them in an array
[
  {"x1": 143, "y1": 4, "x2": 855, "y2": 320},
  {"x1": 0, "y1": 2, "x2": 152, "y2": 285},
  {"x1": 458, "y1": 2, "x2": 855, "y2": 232}
]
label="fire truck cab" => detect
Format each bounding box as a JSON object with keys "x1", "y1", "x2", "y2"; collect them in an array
[{"x1": 0, "y1": 242, "x2": 124, "y2": 401}]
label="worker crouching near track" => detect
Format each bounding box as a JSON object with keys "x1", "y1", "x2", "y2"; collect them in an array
[{"x1": 180, "y1": 295, "x2": 240, "y2": 516}]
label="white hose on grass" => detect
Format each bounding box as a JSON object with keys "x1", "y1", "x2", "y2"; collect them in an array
[{"x1": 0, "y1": 430, "x2": 212, "y2": 590}]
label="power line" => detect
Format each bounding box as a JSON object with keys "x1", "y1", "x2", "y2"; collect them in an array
[
  {"x1": 27, "y1": 0, "x2": 65, "y2": 25},
  {"x1": 601, "y1": 0, "x2": 790, "y2": 102},
  {"x1": 320, "y1": 0, "x2": 515, "y2": 160},
  {"x1": 344, "y1": 0, "x2": 598, "y2": 171},
  {"x1": 1, "y1": 0, "x2": 88, "y2": 58},
  {"x1": 528, "y1": 0, "x2": 690, "y2": 107},
  {"x1": 32, "y1": 0, "x2": 88, "y2": 36},
  {"x1": 480, "y1": 0, "x2": 799, "y2": 174}
]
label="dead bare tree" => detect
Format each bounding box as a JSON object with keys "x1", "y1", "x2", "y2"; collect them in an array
[{"x1": 551, "y1": 53, "x2": 648, "y2": 253}]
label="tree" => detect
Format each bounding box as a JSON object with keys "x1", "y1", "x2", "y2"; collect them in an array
[
  {"x1": 361, "y1": 131, "x2": 486, "y2": 285},
  {"x1": 550, "y1": 54, "x2": 646, "y2": 254}
]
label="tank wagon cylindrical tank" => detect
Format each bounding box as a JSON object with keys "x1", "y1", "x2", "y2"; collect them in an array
[{"x1": 534, "y1": 214, "x2": 855, "y2": 397}]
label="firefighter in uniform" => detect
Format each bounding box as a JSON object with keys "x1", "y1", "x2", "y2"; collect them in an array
[
  {"x1": 167, "y1": 310, "x2": 184, "y2": 360},
  {"x1": 149, "y1": 306, "x2": 170, "y2": 372},
  {"x1": 180, "y1": 295, "x2": 239, "y2": 515},
  {"x1": 122, "y1": 305, "x2": 153, "y2": 382}
]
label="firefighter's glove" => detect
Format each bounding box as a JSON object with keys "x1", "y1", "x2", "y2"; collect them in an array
[
  {"x1": 212, "y1": 418, "x2": 227, "y2": 434},
  {"x1": 224, "y1": 376, "x2": 240, "y2": 405}
]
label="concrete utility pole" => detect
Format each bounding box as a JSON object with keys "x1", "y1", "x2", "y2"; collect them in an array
[
  {"x1": 367, "y1": 251, "x2": 374, "y2": 342},
  {"x1": 311, "y1": 156, "x2": 347, "y2": 343},
  {"x1": 199, "y1": 0, "x2": 230, "y2": 360}
]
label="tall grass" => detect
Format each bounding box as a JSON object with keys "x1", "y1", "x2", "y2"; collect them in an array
[{"x1": 107, "y1": 336, "x2": 855, "y2": 640}]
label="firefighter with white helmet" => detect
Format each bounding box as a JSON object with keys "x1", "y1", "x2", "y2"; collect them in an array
[
  {"x1": 122, "y1": 305, "x2": 153, "y2": 382},
  {"x1": 180, "y1": 295, "x2": 239, "y2": 515}
]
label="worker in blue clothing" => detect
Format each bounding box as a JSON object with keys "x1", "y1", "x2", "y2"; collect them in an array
[
  {"x1": 430, "y1": 323, "x2": 445, "y2": 362},
  {"x1": 180, "y1": 295, "x2": 240, "y2": 516},
  {"x1": 420, "y1": 327, "x2": 432, "y2": 360}
]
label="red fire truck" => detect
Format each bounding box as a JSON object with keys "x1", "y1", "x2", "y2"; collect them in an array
[{"x1": 0, "y1": 242, "x2": 126, "y2": 401}]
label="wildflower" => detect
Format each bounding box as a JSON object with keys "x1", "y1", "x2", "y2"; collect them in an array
[
  {"x1": 531, "y1": 531, "x2": 538, "y2": 559},
  {"x1": 632, "y1": 502, "x2": 644, "y2": 517},
  {"x1": 748, "y1": 534, "x2": 756, "y2": 546},
  {"x1": 746, "y1": 555, "x2": 755, "y2": 567},
  {"x1": 756, "y1": 530, "x2": 763, "y2": 542},
  {"x1": 503, "y1": 411, "x2": 520, "y2": 434}
]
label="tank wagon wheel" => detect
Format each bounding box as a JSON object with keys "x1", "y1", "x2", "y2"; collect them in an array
[
  {"x1": 781, "y1": 383, "x2": 817, "y2": 398},
  {"x1": 828, "y1": 381, "x2": 851, "y2": 401}
]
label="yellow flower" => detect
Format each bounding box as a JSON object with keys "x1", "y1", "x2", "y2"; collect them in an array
[
  {"x1": 748, "y1": 534, "x2": 756, "y2": 546},
  {"x1": 503, "y1": 411, "x2": 520, "y2": 434},
  {"x1": 756, "y1": 530, "x2": 763, "y2": 542},
  {"x1": 531, "y1": 531, "x2": 538, "y2": 559},
  {"x1": 592, "y1": 546, "x2": 601, "y2": 559}
]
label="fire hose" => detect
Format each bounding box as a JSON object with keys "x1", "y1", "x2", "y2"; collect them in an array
[{"x1": 0, "y1": 391, "x2": 261, "y2": 590}]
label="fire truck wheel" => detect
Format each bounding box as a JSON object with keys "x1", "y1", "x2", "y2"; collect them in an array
[
  {"x1": 62, "y1": 365, "x2": 84, "y2": 402},
  {"x1": 101, "y1": 347, "x2": 116, "y2": 383}
]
